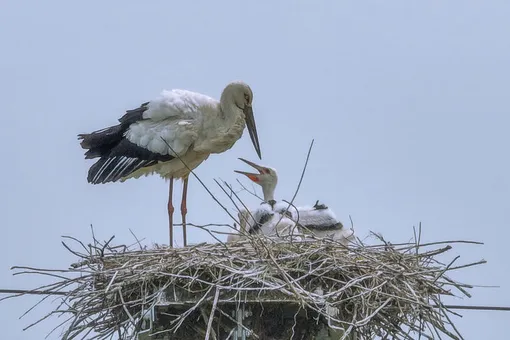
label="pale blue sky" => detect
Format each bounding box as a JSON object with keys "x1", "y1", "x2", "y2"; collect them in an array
[{"x1": 1, "y1": 1, "x2": 509, "y2": 339}]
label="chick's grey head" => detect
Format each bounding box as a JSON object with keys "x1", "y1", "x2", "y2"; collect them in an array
[{"x1": 234, "y1": 158, "x2": 277, "y2": 201}]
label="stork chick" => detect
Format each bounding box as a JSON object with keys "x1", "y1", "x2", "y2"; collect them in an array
[
  {"x1": 232, "y1": 159, "x2": 299, "y2": 239},
  {"x1": 234, "y1": 158, "x2": 354, "y2": 245}
]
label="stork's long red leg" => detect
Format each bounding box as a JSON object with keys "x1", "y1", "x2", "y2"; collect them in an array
[
  {"x1": 168, "y1": 177, "x2": 174, "y2": 248},
  {"x1": 181, "y1": 176, "x2": 189, "y2": 247}
]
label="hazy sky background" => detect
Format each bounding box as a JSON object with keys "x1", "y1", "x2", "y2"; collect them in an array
[{"x1": 1, "y1": 1, "x2": 509, "y2": 339}]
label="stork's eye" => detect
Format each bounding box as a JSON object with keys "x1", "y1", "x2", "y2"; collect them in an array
[
  {"x1": 263, "y1": 168, "x2": 270, "y2": 174},
  {"x1": 244, "y1": 94, "x2": 250, "y2": 102}
]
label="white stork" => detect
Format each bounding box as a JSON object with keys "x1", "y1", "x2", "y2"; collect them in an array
[
  {"x1": 234, "y1": 158, "x2": 354, "y2": 245},
  {"x1": 78, "y1": 81, "x2": 262, "y2": 247}
]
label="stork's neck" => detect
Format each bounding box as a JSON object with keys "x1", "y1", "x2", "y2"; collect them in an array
[
  {"x1": 263, "y1": 190, "x2": 274, "y2": 202},
  {"x1": 195, "y1": 90, "x2": 245, "y2": 155},
  {"x1": 219, "y1": 89, "x2": 243, "y2": 123},
  {"x1": 261, "y1": 181, "x2": 277, "y2": 203}
]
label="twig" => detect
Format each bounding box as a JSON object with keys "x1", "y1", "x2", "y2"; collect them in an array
[
  {"x1": 236, "y1": 178, "x2": 263, "y2": 201},
  {"x1": 273, "y1": 139, "x2": 314, "y2": 232},
  {"x1": 204, "y1": 287, "x2": 221, "y2": 340}
]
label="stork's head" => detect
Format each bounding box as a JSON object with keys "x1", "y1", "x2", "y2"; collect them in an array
[
  {"x1": 235, "y1": 158, "x2": 278, "y2": 202},
  {"x1": 227, "y1": 81, "x2": 253, "y2": 108},
  {"x1": 222, "y1": 82, "x2": 261, "y2": 160}
]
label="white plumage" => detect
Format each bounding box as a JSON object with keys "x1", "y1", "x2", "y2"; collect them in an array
[
  {"x1": 290, "y1": 201, "x2": 354, "y2": 245},
  {"x1": 237, "y1": 201, "x2": 302, "y2": 240},
  {"x1": 232, "y1": 158, "x2": 355, "y2": 245},
  {"x1": 79, "y1": 82, "x2": 262, "y2": 248}
]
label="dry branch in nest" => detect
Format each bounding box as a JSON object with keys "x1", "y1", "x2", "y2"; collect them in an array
[{"x1": 3, "y1": 232, "x2": 484, "y2": 340}]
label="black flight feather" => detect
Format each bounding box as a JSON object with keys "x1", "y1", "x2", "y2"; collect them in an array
[
  {"x1": 118, "y1": 102, "x2": 149, "y2": 125},
  {"x1": 86, "y1": 140, "x2": 174, "y2": 184},
  {"x1": 78, "y1": 102, "x2": 149, "y2": 155},
  {"x1": 302, "y1": 221, "x2": 344, "y2": 231},
  {"x1": 79, "y1": 102, "x2": 174, "y2": 184}
]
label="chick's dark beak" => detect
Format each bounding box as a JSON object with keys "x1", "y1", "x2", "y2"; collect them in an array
[
  {"x1": 238, "y1": 158, "x2": 265, "y2": 172},
  {"x1": 234, "y1": 158, "x2": 266, "y2": 182}
]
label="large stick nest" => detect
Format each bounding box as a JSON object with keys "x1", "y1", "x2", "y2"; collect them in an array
[{"x1": 7, "y1": 233, "x2": 484, "y2": 340}]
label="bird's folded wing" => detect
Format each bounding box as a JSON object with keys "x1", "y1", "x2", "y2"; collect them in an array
[
  {"x1": 125, "y1": 119, "x2": 198, "y2": 158},
  {"x1": 84, "y1": 89, "x2": 215, "y2": 184}
]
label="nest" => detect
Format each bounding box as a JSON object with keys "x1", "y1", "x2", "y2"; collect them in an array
[{"x1": 6, "y1": 232, "x2": 484, "y2": 340}]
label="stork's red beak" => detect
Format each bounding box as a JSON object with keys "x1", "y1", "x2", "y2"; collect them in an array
[{"x1": 234, "y1": 158, "x2": 266, "y2": 182}]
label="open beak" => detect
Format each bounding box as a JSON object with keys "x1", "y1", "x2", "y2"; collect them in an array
[
  {"x1": 243, "y1": 105, "x2": 262, "y2": 159},
  {"x1": 234, "y1": 157, "x2": 265, "y2": 181}
]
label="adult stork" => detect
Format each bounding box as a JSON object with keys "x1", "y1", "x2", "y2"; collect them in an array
[
  {"x1": 234, "y1": 158, "x2": 354, "y2": 245},
  {"x1": 78, "y1": 81, "x2": 262, "y2": 247}
]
